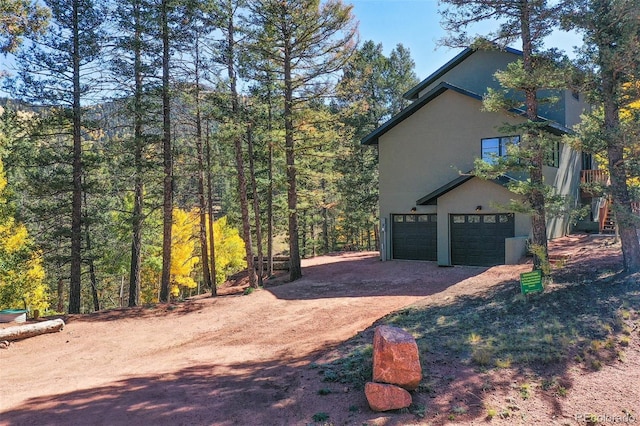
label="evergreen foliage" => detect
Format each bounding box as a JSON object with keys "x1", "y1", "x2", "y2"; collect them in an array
[
  {"x1": 439, "y1": 0, "x2": 572, "y2": 272},
  {"x1": 564, "y1": 0, "x2": 640, "y2": 272},
  {"x1": 0, "y1": 0, "x2": 423, "y2": 311},
  {"x1": 0, "y1": 107, "x2": 48, "y2": 313}
]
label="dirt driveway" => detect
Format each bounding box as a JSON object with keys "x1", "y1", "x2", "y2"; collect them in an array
[
  {"x1": 3, "y1": 237, "x2": 637, "y2": 426},
  {"x1": 0, "y1": 251, "x2": 530, "y2": 425}
]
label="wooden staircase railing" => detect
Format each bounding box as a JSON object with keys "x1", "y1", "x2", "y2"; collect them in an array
[
  {"x1": 599, "y1": 200, "x2": 639, "y2": 234},
  {"x1": 598, "y1": 197, "x2": 616, "y2": 234}
]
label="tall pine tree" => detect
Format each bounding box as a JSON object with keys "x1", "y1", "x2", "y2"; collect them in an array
[
  {"x1": 440, "y1": 0, "x2": 569, "y2": 271},
  {"x1": 8, "y1": 0, "x2": 105, "y2": 313},
  {"x1": 247, "y1": 0, "x2": 356, "y2": 280},
  {"x1": 566, "y1": 0, "x2": 640, "y2": 273}
]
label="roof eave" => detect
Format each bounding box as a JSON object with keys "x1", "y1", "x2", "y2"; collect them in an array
[
  {"x1": 416, "y1": 173, "x2": 518, "y2": 206},
  {"x1": 403, "y1": 46, "x2": 524, "y2": 101}
]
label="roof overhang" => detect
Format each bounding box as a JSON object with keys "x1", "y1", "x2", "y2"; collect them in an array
[{"x1": 416, "y1": 174, "x2": 516, "y2": 206}]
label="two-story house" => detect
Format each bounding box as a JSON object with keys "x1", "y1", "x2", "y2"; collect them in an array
[{"x1": 362, "y1": 46, "x2": 592, "y2": 267}]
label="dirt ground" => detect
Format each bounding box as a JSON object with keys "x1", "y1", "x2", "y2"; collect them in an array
[{"x1": 0, "y1": 234, "x2": 638, "y2": 426}]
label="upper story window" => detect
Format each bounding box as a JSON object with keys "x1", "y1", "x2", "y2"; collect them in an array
[
  {"x1": 481, "y1": 135, "x2": 520, "y2": 164},
  {"x1": 545, "y1": 141, "x2": 561, "y2": 168}
]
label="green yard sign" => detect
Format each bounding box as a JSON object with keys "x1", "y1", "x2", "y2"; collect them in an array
[{"x1": 520, "y1": 270, "x2": 543, "y2": 294}]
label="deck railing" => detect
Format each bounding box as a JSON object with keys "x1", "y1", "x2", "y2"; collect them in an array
[{"x1": 581, "y1": 169, "x2": 609, "y2": 185}]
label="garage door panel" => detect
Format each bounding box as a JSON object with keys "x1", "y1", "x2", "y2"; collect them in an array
[
  {"x1": 392, "y1": 214, "x2": 437, "y2": 261},
  {"x1": 450, "y1": 214, "x2": 514, "y2": 266}
]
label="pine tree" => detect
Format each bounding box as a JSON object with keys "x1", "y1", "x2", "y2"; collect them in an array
[
  {"x1": 247, "y1": 0, "x2": 357, "y2": 281},
  {"x1": 0, "y1": 0, "x2": 49, "y2": 54},
  {"x1": 7, "y1": 0, "x2": 105, "y2": 313},
  {"x1": 159, "y1": 0, "x2": 174, "y2": 302},
  {"x1": 439, "y1": 0, "x2": 569, "y2": 271},
  {"x1": 109, "y1": 0, "x2": 161, "y2": 307},
  {"x1": 335, "y1": 41, "x2": 418, "y2": 250},
  {"x1": 566, "y1": 0, "x2": 640, "y2": 273}
]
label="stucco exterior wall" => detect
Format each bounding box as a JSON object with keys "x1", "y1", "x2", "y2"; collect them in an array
[
  {"x1": 417, "y1": 50, "x2": 518, "y2": 98},
  {"x1": 546, "y1": 143, "x2": 583, "y2": 238},
  {"x1": 374, "y1": 48, "x2": 590, "y2": 264},
  {"x1": 564, "y1": 90, "x2": 591, "y2": 129}
]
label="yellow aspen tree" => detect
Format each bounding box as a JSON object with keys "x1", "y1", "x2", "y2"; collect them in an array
[
  {"x1": 0, "y1": 157, "x2": 48, "y2": 313},
  {"x1": 169, "y1": 208, "x2": 199, "y2": 297}
]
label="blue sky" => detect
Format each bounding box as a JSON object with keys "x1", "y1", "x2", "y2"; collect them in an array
[
  {"x1": 0, "y1": 1, "x2": 584, "y2": 92},
  {"x1": 350, "y1": 0, "x2": 584, "y2": 79}
]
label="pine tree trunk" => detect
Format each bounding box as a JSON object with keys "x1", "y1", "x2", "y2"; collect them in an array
[
  {"x1": 266, "y1": 92, "x2": 274, "y2": 278},
  {"x1": 247, "y1": 124, "x2": 264, "y2": 286},
  {"x1": 129, "y1": 177, "x2": 143, "y2": 306},
  {"x1": 83, "y1": 189, "x2": 100, "y2": 312},
  {"x1": 194, "y1": 37, "x2": 213, "y2": 292},
  {"x1": 521, "y1": 1, "x2": 548, "y2": 272},
  {"x1": 57, "y1": 278, "x2": 64, "y2": 312},
  {"x1": 129, "y1": 2, "x2": 144, "y2": 307},
  {"x1": 284, "y1": 38, "x2": 302, "y2": 281},
  {"x1": 226, "y1": 4, "x2": 256, "y2": 288},
  {"x1": 69, "y1": 0, "x2": 82, "y2": 314},
  {"x1": 205, "y1": 122, "x2": 217, "y2": 296},
  {"x1": 321, "y1": 178, "x2": 329, "y2": 253},
  {"x1": 159, "y1": 0, "x2": 172, "y2": 303},
  {"x1": 602, "y1": 73, "x2": 640, "y2": 273}
]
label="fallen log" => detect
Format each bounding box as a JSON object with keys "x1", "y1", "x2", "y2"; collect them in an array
[{"x1": 0, "y1": 318, "x2": 65, "y2": 341}]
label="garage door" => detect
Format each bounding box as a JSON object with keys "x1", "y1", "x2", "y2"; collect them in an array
[
  {"x1": 450, "y1": 213, "x2": 514, "y2": 266},
  {"x1": 392, "y1": 214, "x2": 437, "y2": 261}
]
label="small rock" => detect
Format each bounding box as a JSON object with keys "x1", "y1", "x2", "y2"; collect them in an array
[
  {"x1": 365, "y1": 382, "x2": 412, "y2": 412},
  {"x1": 372, "y1": 325, "x2": 422, "y2": 390}
]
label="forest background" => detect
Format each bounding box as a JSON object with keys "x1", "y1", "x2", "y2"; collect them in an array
[
  {"x1": 1, "y1": 0, "x2": 638, "y2": 315},
  {"x1": 0, "y1": 0, "x2": 420, "y2": 314}
]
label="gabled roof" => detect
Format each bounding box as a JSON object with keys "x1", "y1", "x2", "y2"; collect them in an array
[
  {"x1": 416, "y1": 174, "x2": 516, "y2": 206},
  {"x1": 360, "y1": 80, "x2": 572, "y2": 146},
  {"x1": 361, "y1": 82, "x2": 482, "y2": 146},
  {"x1": 403, "y1": 46, "x2": 523, "y2": 101}
]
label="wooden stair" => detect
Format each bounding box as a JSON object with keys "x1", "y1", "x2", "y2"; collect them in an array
[
  {"x1": 601, "y1": 205, "x2": 616, "y2": 234},
  {"x1": 599, "y1": 197, "x2": 616, "y2": 234}
]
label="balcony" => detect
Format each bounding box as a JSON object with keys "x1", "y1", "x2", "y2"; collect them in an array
[{"x1": 580, "y1": 169, "x2": 609, "y2": 198}]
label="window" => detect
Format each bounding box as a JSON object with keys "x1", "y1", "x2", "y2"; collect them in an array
[
  {"x1": 483, "y1": 215, "x2": 496, "y2": 223},
  {"x1": 453, "y1": 215, "x2": 466, "y2": 223},
  {"x1": 481, "y1": 136, "x2": 520, "y2": 163},
  {"x1": 582, "y1": 152, "x2": 593, "y2": 170},
  {"x1": 468, "y1": 215, "x2": 481, "y2": 223},
  {"x1": 545, "y1": 141, "x2": 561, "y2": 168}
]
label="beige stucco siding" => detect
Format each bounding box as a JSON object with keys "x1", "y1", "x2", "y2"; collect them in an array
[
  {"x1": 564, "y1": 90, "x2": 591, "y2": 129},
  {"x1": 417, "y1": 50, "x2": 517, "y2": 98},
  {"x1": 546, "y1": 143, "x2": 583, "y2": 238},
  {"x1": 437, "y1": 178, "x2": 530, "y2": 265}
]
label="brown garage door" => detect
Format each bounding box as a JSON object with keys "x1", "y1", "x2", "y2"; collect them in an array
[
  {"x1": 450, "y1": 213, "x2": 514, "y2": 266},
  {"x1": 392, "y1": 214, "x2": 437, "y2": 261}
]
